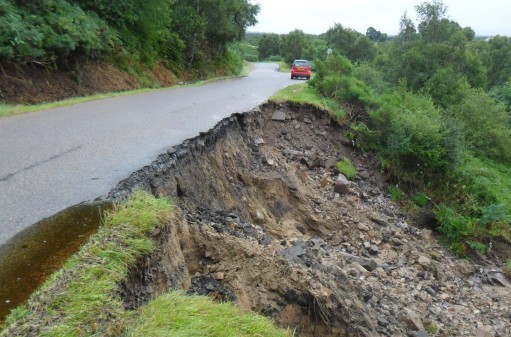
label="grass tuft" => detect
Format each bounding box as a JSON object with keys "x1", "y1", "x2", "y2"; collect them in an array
[
  {"x1": 126, "y1": 292, "x2": 291, "y2": 337},
  {"x1": 336, "y1": 158, "x2": 357, "y2": 180}
]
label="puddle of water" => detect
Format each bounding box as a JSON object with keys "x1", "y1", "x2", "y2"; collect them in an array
[{"x1": 0, "y1": 202, "x2": 112, "y2": 323}]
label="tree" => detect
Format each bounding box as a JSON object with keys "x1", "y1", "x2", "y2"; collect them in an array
[
  {"x1": 280, "y1": 29, "x2": 311, "y2": 64},
  {"x1": 366, "y1": 27, "x2": 387, "y2": 42},
  {"x1": 487, "y1": 36, "x2": 511, "y2": 88},
  {"x1": 416, "y1": 0, "x2": 448, "y2": 42},
  {"x1": 322, "y1": 24, "x2": 377, "y2": 62},
  {"x1": 463, "y1": 27, "x2": 475, "y2": 41},
  {"x1": 257, "y1": 33, "x2": 280, "y2": 60},
  {"x1": 380, "y1": 1, "x2": 486, "y2": 91},
  {"x1": 398, "y1": 12, "x2": 417, "y2": 42},
  {"x1": 490, "y1": 80, "x2": 511, "y2": 112},
  {"x1": 170, "y1": 0, "x2": 259, "y2": 68}
]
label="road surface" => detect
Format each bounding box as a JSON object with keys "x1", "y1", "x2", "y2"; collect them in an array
[{"x1": 0, "y1": 63, "x2": 293, "y2": 246}]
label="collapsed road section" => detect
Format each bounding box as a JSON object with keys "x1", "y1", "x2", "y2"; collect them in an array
[
  {"x1": 109, "y1": 103, "x2": 511, "y2": 337},
  {"x1": 3, "y1": 102, "x2": 509, "y2": 336}
]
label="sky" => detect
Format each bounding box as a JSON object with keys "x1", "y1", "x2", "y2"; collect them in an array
[{"x1": 247, "y1": 0, "x2": 510, "y2": 37}]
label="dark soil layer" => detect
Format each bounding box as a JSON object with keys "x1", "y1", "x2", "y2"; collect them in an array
[
  {"x1": 0, "y1": 61, "x2": 176, "y2": 104},
  {"x1": 111, "y1": 103, "x2": 511, "y2": 337}
]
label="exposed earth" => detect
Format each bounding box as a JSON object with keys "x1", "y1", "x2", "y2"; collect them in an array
[
  {"x1": 0, "y1": 61, "x2": 175, "y2": 105},
  {"x1": 106, "y1": 102, "x2": 511, "y2": 337}
]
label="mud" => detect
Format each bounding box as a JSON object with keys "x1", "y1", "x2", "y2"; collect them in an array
[{"x1": 110, "y1": 102, "x2": 511, "y2": 337}]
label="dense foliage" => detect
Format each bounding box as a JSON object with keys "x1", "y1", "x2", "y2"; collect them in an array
[
  {"x1": 0, "y1": 0, "x2": 260, "y2": 75},
  {"x1": 304, "y1": 0, "x2": 511, "y2": 255}
]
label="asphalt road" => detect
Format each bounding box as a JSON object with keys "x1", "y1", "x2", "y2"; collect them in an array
[{"x1": 0, "y1": 63, "x2": 293, "y2": 246}]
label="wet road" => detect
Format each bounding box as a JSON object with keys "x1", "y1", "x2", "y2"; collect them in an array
[{"x1": 0, "y1": 63, "x2": 293, "y2": 246}]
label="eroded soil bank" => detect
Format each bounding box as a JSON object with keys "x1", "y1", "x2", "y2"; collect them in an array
[
  {"x1": 0, "y1": 61, "x2": 176, "y2": 104},
  {"x1": 109, "y1": 103, "x2": 511, "y2": 337}
]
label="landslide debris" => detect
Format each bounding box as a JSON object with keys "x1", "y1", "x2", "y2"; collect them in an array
[{"x1": 110, "y1": 102, "x2": 511, "y2": 337}]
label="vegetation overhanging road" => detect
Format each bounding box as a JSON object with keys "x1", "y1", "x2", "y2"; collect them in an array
[{"x1": 0, "y1": 63, "x2": 293, "y2": 246}]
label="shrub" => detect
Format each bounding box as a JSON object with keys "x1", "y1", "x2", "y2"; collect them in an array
[
  {"x1": 490, "y1": 80, "x2": 511, "y2": 111},
  {"x1": 354, "y1": 63, "x2": 388, "y2": 95},
  {"x1": 433, "y1": 205, "x2": 490, "y2": 255},
  {"x1": 371, "y1": 91, "x2": 459, "y2": 177},
  {"x1": 310, "y1": 54, "x2": 374, "y2": 107},
  {"x1": 388, "y1": 185, "x2": 404, "y2": 203},
  {"x1": 1, "y1": 0, "x2": 118, "y2": 63},
  {"x1": 480, "y1": 204, "x2": 510, "y2": 226},
  {"x1": 457, "y1": 154, "x2": 511, "y2": 215},
  {"x1": 450, "y1": 88, "x2": 511, "y2": 162},
  {"x1": 411, "y1": 192, "x2": 429, "y2": 207},
  {"x1": 336, "y1": 158, "x2": 357, "y2": 179}
]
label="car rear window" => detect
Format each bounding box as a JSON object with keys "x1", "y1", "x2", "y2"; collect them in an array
[{"x1": 293, "y1": 60, "x2": 310, "y2": 67}]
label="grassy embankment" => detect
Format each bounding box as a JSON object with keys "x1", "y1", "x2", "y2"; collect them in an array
[
  {"x1": 277, "y1": 61, "x2": 291, "y2": 73},
  {"x1": 0, "y1": 191, "x2": 290, "y2": 337},
  {"x1": 270, "y1": 83, "x2": 341, "y2": 118},
  {"x1": 0, "y1": 62, "x2": 252, "y2": 119}
]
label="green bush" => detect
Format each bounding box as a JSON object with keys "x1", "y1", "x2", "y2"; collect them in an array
[
  {"x1": 411, "y1": 192, "x2": 429, "y2": 207},
  {"x1": 388, "y1": 185, "x2": 404, "y2": 203},
  {"x1": 354, "y1": 63, "x2": 388, "y2": 95},
  {"x1": 450, "y1": 88, "x2": 511, "y2": 162},
  {"x1": 310, "y1": 54, "x2": 374, "y2": 107},
  {"x1": 1, "y1": 0, "x2": 259, "y2": 76},
  {"x1": 371, "y1": 90, "x2": 459, "y2": 177},
  {"x1": 423, "y1": 67, "x2": 469, "y2": 108},
  {"x1": 336, "y1": 158, "x2": 357, "y2": 179},
  {"x1": 434, "y1": 205, "x2": 475, "y2": 254},
  {"x1": 0, "y1": 0, "x2": 116, "y2": 63},
  {"x1": 457, "y1": 154, "x2": 511, "y2": 214},
  {"x1": 480, "y1": 204, "x2": 510, "y2": 226},
  {"x1": 490, "y1": 80, "x2": 511, "y2": 111}
]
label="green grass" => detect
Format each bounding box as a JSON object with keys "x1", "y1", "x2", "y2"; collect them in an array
[
  {"x1": 270, "y1": 84, "x2": 341, "y2": 117},
  {"x1": 277, "y1": 61, "x2": 291, "y2": 73},
  {"x1": 0, "y1": 191, "x2": 172, "y2": 336},
  {"x1": 1, "y1": 191, "x2": 289, "y2": 337},
  {"x1": 336, "y1": 158, "x2": 357, "y2": 179},
  {"x1": 126, "y1": 292, "x2": 291, "y2": 337},
  {"x1": 238, "y1": 42, "x2": 259, "y2": 62}
]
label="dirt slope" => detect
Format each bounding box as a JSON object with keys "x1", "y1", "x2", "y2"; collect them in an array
[
  {"x1": 0, "y1": 62, "x2": 176, "y2": 104},
  {"x1": 111, "y1": 103, "x2": 511, "y2": 337}
]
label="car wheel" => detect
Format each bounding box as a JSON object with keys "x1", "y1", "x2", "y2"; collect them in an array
[
  {"x1": 306, "y1": 76, "x2": 310, "y2": 80},
  {"x1": 291, "y1": 75, "x2": 294, "y2": 79}
]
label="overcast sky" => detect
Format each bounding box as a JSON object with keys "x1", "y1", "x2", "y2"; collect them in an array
[{"x1": 248, "y1": 0, "x2": 510, "y2": 37}]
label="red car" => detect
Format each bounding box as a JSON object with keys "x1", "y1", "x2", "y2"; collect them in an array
[{"x1": 291, "y1": 59, "x2": 311, "y2": 79}]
